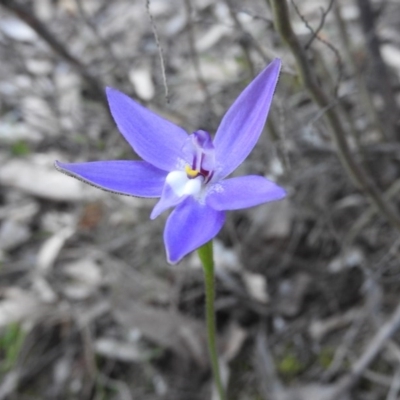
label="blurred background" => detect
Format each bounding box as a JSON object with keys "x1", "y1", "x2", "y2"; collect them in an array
[{"x1": 0, "y1": 0, "x2": 400, "y2": 399}]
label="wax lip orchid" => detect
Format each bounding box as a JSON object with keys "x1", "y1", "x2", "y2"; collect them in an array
[{"x1": 55, "y1": 58, "x2": 286, "y2": 263}]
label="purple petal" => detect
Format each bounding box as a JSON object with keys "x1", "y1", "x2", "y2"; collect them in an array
[
  {"x1": 164, "y1": 197, "x2": 225, "y2": 264},
  {"x1": 106, "y1": 88, "x2": 188, "y2": 171},
  {"x1": 213, "y1": 59, "x2": 281, "y2": 178},
  {"x1": 150, "y1": 184, "x2": 186, "y2": 220},
  {"x1": 55, "y1": 160, "x2": 167, "y2": 197},
  {"x1": 206, "y1": 175, "x2": 286, "y2": 211}
]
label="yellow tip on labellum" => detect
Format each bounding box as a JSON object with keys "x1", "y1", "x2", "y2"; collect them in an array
[{"x1": 185, "y1": 164, "x2": 199, "y2": 178}]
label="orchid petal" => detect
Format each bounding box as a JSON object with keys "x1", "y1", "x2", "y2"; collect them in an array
[
  {"x1": 166, "y1": 171, "x2": 202, "y2": 197},
  {"x1": 106, "y1": 88, "x2": 188, "y2": 171},
  {"x1": 151, "y1": 173, "x2": 203, "y2": 219},
  {"x1": 151, "y1": 185, "x2": 185, "y2": 220},
  {"x1": 151, "y1": 178, "x2": 185, "y2": 220},
  {"x1": 213, "y1": 59, "x2": 281, "y2": 178},
  {"x1": 55, "y1": 160, "x2": 166, "y2": 197},
  {"x1": 164, "y1": 197, "x2": 225, "y2": 263},
  {"x1": 206, "y1": 175, "x2": 286, "y2": 210}
]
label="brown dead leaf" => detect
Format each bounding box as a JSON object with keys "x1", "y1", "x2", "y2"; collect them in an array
[{"x1": 78, "y1": 202, "x2": 104, "y2": 231}]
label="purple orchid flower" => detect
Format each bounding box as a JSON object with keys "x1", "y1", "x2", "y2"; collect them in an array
[{"x1": 55, "y1": 59, "x2": 286, "y2": 263}]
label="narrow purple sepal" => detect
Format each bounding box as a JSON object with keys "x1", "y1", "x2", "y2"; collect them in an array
[
  {"x1": 206, "y1": 175, "x2": 286, "y2": 211},
  {"x1": 164, "y1": 197, "x2": 225, "y2": 264},
  {"x1": 213, "y1": 59, "x2": 281, "y2": 179},
  {"x1": 55, "y1": 160, "x2": 167, "y2": 198},
  {"x1": 106, "y1": 88, "x2": 188, "y2": 171},
  {"x1": 150, "y1": 183, "x2": 186, "y2": 220}
]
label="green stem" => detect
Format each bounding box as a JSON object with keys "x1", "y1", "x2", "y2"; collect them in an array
[{"x1": 197, "y1": 241, "x2": 226, "y2": 400}]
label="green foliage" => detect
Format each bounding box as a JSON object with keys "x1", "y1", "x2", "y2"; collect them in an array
[
  {"x1": 11, "y1": 140, "x2": 30, "y2": 156},
  {"x1": 0, "y1": 322, "x2": 26, "y2": 373},
  {"x1": 234, "y1": 55, "x2": 248, "y2": 70},
  {"x1": 96, "y1": 139, "x2": 106, "y2": 151},
  {"x1": 318, "y1": 347, "x2": 335, "y2": 369},
  {"x1": 73, "y1": 134, "x2": 87, "y2": 144},
  {"x1": 277, "y1": 352, "x2": 303, "y2": 377}
]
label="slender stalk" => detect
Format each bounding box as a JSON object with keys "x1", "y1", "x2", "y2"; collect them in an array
[{"x1": 197, "y1": 241, "x2": 226, "y2": 400}]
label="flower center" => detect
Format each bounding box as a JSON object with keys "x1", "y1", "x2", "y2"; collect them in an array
[
  {"x1": 183, "y1": 130, "x2": 215, "y2": 183},
  {"x1": 184, "y1": 163, "x2": 213, "y2": 183},
  {"x1": 185, "y1": 165, "x2": 200, "y2": 178},
  {"x1": 164, "y1": 130, "x2": 216, "y2": 201}
]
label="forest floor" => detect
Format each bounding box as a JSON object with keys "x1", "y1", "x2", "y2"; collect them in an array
[{"x1": 1, "y1": 0, "x2": 400, "y2": 399}]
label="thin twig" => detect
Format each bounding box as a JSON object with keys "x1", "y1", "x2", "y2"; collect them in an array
[
  {"x1": 321, "y1": 310, "x2": 366, "y2": 381},
  {"x1": 331, "y1": 302, "x2": 400, "y2": 398},
  {"x1": 254, "y1": 325, "x2": 284, "y2": 399},
  {"x1": 304, "y1": 0, "x2": 335, "y2": 50},
  {"x1": 344, "y1": 179, "x2": 400, "y2": 248},
  {"x1": 386, "y1": 368, "x2": 400, "y2": 400},
  {"x1": 356, "y1": 0, "x2": 399, "y2": 141},
  {"x1": 183, "y1": 0, "x2": 215, "y2": 109},
  {"x1": 74, "y1": 0, "x2": 133, "y2": 89},
  {"x1": 224, "y1": 0, "x2": 255, "y2": 78},
  {"x1": 290, "y1": 0, "x2": 343, "y2": 96},
  {"x1": 224, "y1": 3, "x2": 271, "y2": 63},
  {"x1": 145, "y1": 0, "x2": 169, "y2": 103},
  {"x1": 333, "y1": 1, "x2": 386, "y2": 141},
  {"x1": 270, "y1": 0, "x2": 400, "y2": 235}
]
